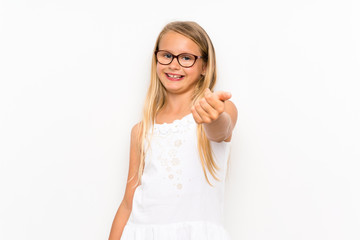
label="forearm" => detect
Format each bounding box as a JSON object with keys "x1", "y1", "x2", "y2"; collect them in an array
[
  {"x1": 108, "y1": 201, "x2": 132, "y2": 240},
  {"x1": 203, "y1": 112, "x2": 232, "y2": 142}
]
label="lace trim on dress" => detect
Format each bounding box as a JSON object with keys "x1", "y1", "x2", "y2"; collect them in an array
[{"x1": 153, "y1": 114, "x2": 194, "y2": 135}]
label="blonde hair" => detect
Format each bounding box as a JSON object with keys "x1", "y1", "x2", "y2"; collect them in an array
[{"x1": 134, "y1": 21, "x2": 220, "y2": 187}]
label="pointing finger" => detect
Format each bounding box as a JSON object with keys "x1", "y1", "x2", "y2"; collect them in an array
[{"x1": 215, "y1": 91, "x2": 232, "y2": 102}]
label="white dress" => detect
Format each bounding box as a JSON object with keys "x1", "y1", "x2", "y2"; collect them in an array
[{"x1": 121, "y1": 113, "x2": 232, "y2": 240}]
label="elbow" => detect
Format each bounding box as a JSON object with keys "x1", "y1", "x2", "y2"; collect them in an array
[
  {"x1": 121, "y1": 199, "x2": 133, "y2": 212},
  {"x1": 206, "y1": 132, "x2": 231, "y2": 142},
  {"x1": 205, "y1": 131, "x2": 232, "y2": 143}
]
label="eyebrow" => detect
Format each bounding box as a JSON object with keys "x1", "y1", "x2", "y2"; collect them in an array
[{"x1": 158, "y1": 49, "x2": 200, "y2": 56}]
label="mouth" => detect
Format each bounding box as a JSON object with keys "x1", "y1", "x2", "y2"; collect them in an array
[{"x1": 166, "y1": 73, "x2": 184, "y2": 81}]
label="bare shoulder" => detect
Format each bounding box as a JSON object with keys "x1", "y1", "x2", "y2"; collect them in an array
[
  {"x1": 223, "y1": 100, "x2": 238, "y2": 142},
  {"x1": 130, "y1": 122, "x2": 141, "y2": 140},
  {"x1": 122, "y1": 121, "x2": 142, "y2": 210},
  {"x1": 224, "y1": 100, "x2": 238, "y2": 127},
  {"x1": 129, "y1": 121, "x2": 142, "y2": 169}
]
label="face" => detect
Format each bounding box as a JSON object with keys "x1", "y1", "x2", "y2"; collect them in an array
[{"x1": 156, "y1": 31, "x2": 206, "y2": 95}]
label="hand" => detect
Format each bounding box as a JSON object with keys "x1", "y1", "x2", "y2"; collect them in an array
[{"x1": 191, "y1": 88, "x2": 232, "y2": 124}]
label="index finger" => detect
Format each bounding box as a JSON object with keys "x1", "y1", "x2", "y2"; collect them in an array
[{"x1": 204, "y1": 90, "x2": 225, "y2": 112}]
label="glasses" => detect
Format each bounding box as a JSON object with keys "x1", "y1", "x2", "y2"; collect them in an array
[{"x1": 155, "y1": 50, "x2": 203, "y2": 68}]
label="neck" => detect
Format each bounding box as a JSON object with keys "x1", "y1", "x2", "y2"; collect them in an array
[{"x1": 161, "y1": 90, "x2": 193, "y2": 115}]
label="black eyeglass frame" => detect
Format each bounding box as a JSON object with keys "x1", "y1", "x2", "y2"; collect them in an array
[{"x1": 155, "y1": 50, "x2": 204, "y2": 68}]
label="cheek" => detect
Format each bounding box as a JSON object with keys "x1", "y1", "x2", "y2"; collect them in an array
[
  {"x1": 185, "y1": 66, "x2": 203, "y2": 78},
  {"x1": 156, "y1": 63, "x2": 163, "y2": 76}
]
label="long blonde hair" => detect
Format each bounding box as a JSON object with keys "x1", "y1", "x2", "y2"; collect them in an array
[{"x1": 134, "y1": 21, "x2": 220, "y2": 187}]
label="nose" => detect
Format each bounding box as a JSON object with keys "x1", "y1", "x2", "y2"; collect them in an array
[{"x1": 168, "y1": 56, "x2": 181, "y2": 70}]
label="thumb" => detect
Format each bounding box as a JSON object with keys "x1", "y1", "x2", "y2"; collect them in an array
[{"x1": 216, "y1": 91, "x2": 232, "y2": 101}]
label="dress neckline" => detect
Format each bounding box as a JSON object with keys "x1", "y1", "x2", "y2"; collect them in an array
[{"x1": 154, "y1": 113, "x2": 193, "y2": 125}]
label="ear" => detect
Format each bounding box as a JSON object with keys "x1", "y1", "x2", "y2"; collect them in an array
[{"x1": 201, "y1": 63, "x2": 207, "y2": 76}]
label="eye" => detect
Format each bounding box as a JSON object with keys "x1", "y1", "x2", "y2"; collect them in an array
[
  {"x1": 163, "y1": 52, "x2": 173, "y2": 59},
  {"x1": 180, "y1": 54, "x2": 194, "y2": 61}
]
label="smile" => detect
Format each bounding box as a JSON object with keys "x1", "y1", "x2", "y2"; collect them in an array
[{"x1": 166, "y1": 73, "x2": 184, "y2": 81}]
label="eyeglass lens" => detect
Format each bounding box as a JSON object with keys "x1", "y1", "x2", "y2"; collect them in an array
[{"x1": 156, "y1": 51, "x2": 196, "y2": 67}]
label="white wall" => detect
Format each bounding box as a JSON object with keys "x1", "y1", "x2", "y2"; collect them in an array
[{"x1": 1, "y1": 0, "x2": 359, "y2": 239}]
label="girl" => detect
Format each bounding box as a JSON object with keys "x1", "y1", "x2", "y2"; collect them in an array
[{"x1": 109, "y1": 21, "x2": 237, "y2": 240}]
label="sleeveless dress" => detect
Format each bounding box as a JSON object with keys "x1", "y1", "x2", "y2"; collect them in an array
[{"x1": 121, "y1": 113, "x2": 232, "y2": 240}]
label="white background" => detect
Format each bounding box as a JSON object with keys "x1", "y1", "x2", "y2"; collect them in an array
[{"x1": 1, "y1": 0, "x2": 359, "y2": 239}]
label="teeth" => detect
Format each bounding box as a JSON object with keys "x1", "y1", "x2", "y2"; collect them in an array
[{"x1": 167, "y1": 74, "x2": 182, "y2": 78}]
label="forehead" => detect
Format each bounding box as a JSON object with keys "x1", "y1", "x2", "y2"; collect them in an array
[{"x1": 158, "y1": 31, "x2": 201, "y2": 55}]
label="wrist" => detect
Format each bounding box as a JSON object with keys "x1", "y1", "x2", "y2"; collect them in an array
[
  {"x1": 203, "y1": 112, "x2": 230, "y2": 127},
  {"x1": 202, "y1": 112, "x2": 232, "y2": 142}
]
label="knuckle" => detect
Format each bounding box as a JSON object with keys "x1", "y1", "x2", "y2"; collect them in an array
[
  {"x1": 204, "y1": 118, "x2": 212, "y2": 124},
  {"x1": 218, "y1": 105, "x2": 225, "y2": 113},
  {"x1": 210, "y1": 112, "x2": 219, "y2": 120}
]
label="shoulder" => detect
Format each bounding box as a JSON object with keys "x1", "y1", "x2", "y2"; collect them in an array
[
  {"x1": 131, "y1": 122, "x2": 141, "y2": 135},
  {"x1": 224, "y1": 100, "x2": 238, "y2": 127},
  {"x1": 122, "y1": 122, "x2": 143, "y2": 209},
  {"x1": 130, "y1": 122, "x2": 142, "y2": 145},
  {"x1": 224, "y1": 99, "x2": 237, "y2": 112}
]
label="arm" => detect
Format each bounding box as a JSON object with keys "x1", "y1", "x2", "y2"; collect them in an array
[
  {"x1": 108, "y1": 201, "x2": 132, "y2": 240},
  {"x1": 108, "y1": 123, "x2": 141, "y2": 240},
  {"x1": 203, "y1": 100, "x2": 237, "y2": 142},
  {"x1": 191, "y1": 88, "x2": 238, "y2": 142}
]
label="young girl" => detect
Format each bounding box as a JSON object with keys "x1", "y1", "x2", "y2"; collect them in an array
[{"x1": 109, "y1": 21, "x2": 237, "y2": 240}]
